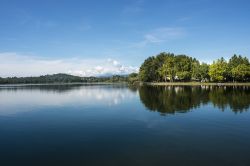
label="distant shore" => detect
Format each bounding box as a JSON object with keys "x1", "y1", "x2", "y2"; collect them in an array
[
  {"x1": 144, "y1": 82, "x2": 250, "y2": 86},
  {"x1": 0, "y1": 82, "x2": 127, "y2": 86},
  {"x1": 1, "y1": 81, "x2": 250, "y2": 87}
]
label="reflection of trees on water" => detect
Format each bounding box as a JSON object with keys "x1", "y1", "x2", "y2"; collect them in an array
[
  {"x1": 138, "y1": 85, "x2": 250, "y2": 115},
  {"x1": 209, "y1": 86, "x2": 250, "y2": 113},
  {"x1": 139, "y1": 86, "x2": 210, "y2": 114}
]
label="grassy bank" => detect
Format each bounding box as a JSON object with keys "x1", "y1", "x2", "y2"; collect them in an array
[{"x1": 144, "y1": 82, "x2": 250, "y2": 86}]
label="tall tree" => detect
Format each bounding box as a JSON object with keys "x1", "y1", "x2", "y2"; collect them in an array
[
  {"x1": 156, "y1": 53, "x2": 174, "y2": 82},
  {"x1": 139, "y1": 56, "x2": 157, "y2": 82},
  {"x1": 228, "y1": 54, "x2": 250, "y2": 81},
  {"x1": 228, "y1": 54, "x2": 249, "y2": 68},
  {"x1": 164, "y1": 55, "x2": 176, "y2": 82},
  {"x1": 199, "y1": 63, "x2": 210, "y2": 81},
  {"x1": 175, "y1": 55, "x2": 193, "y2": 81},
  {"x1": 209, "y1": 58, "x2": 229, "y2": 82},
  {"x1": 231, "y1": 64, "x2": 250, "y2": 82},
  {"x1": 154, "y1": 52, "x2": 169, "y2": 81},
  {"x1": 191, "y1": 61, "x2": 201, "y2": 80}
]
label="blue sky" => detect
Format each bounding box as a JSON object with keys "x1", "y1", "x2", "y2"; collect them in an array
[{"x1": 0, "y1": 0, "x2": 250, "y2": 77}]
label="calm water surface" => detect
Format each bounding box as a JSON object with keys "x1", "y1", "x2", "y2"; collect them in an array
[{"x1": 0, "y1": 84, "x2": 250, "y2": 166}]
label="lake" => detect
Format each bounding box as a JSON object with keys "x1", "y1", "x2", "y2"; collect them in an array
[{"x1": 0, "y1": 84, "x2": 250, "y2": 166}]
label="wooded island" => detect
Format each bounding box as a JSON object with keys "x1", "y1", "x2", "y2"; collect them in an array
[{"x1": 136, "y1": 53, "x2": 250, "y2": 83}]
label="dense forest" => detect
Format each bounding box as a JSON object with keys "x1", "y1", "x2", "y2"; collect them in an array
[
  {"x1": 0, "y1": 73, "x2": 128, "y2": 84},
  {"x1": 138, "y1": 53, "x2": 250, "y2": 82}
]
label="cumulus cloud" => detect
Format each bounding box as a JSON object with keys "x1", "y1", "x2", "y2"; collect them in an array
[
  {"x1": 0, "y1": 52, "x2": 139, "y2": 77},
  {"x1": 107, "y1": 59, "x2": 120, "y2": 66}
]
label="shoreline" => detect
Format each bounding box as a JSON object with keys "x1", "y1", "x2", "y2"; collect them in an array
[
  {"x1": 1, "y1": 82, "x2": 250, "y2": 86},
  {"x1": 0, "y1": 82, "x2": 128, "y2": 87},
  {"x1": 144, "y1": 82, "x2": 250, "y2": 86}
]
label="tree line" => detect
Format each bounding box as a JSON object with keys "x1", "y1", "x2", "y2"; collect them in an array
[
  {"x1": 138, "y1": 53, "x2": 250, "y2": 82},
  {"x1": 0, "y1": 73, "x2": 128, "y2": 84},
  {"x1": 1, "y1": 53, "x2": 249, "y2": 84}
]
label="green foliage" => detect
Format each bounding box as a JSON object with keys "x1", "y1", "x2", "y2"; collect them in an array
[
  {"x1": 191, "y1": 61, "x2": 200, "y2": 80},
  {"x1": 139, "y1": 56, "x2": 157, "y2": 82},
  {"x1": 191, "y1": 62, "x2": 210, "y2": 81},
  {"x1": 176, "y1": 71, "x2": 191, "y2": 81},
  {"x1": 158, "y1": 63, "x2": 168, "y2": 82},
  {"x1": 159, "y1": 54, "x2": 176, "y2": 82},
  {"x1": 128, "y1": 73, "x2": 139, "y2": 84},
  {"x1": 111, "y1": 75, "x2": 128, "y2": 82},
  {"x1": 228, "y1": 54, "x2": 250, "y2": 82},
  {"x1": 199, "y1": 63, "x2": 210, "y2": 81},
  {"x1": 139, "y1": 53, "x2": 249, "y2": 83},
  {"x1": 0, "y1": 73, "x2": 129, "y2": 84},
  {"x1": 231, "y1": 64, "x2": 250, "y2": 81},
  {"x1": 228, "y1": 54, "x2": 249, "y2": 69},
  {"x1": 208, "y1": 58, "x2": 229, "y2": 82},
  {"x1": 154, "y1": 52, "x2": 169, "y2": 81},
  {"x1": 0, "y1": 73, "x2": 83, "y2": 84},
  {"x1": 139, "y1": 52, "x2": 207, "y2": 82}
]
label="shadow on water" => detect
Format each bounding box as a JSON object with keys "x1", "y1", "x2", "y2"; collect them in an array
[{"x1": 138, "y1": 85, "x2": 250, "y2": 115}]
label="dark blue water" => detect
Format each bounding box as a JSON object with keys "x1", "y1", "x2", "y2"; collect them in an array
[{"x1": 0, "y1": 84, "x2": 250, "y2": 166}]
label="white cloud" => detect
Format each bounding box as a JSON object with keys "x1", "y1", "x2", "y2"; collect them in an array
[
  {"x1": 134, "y1": 27, "x2": 185, "y2": 47},
  {"x1": 0, "y1": 52, "x2": 139, "y2": 77},
  {"x1": 107, "y1": 58, "x2": 120, "y2": 66}
]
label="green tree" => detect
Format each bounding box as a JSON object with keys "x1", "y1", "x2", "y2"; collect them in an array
[
  {"x1": 228, "y1": 54, "x2": 250, "y2": 82},
  {"x1": 175, "y1": 55, "x2": 193, "y2": 81},
  {"x1": 228, "y1": 54, "x2": 249, "y2": 69},
  {"x1": 139, "y1": 56, "x2": 157, "y2": 82},
  {"x1": 157, "y1": 53, "x2": 175, "y2": 82},
  {"x1": 192, "y1": 62, "x2": 210, "y2": 81},
  {"x1": 191, "y1": 61, "x2": 201, "y2": 80},
  {"x1": 199, "y1": 63, "x2": 210, "y2": 81},
  {"x1": 231, "y1": 64, "x2": 250, "y2": 82},
  {"x1": 158, "y1": 63, "x2": 168, "y2": 82},
  {"x1": 162, "y1": 55, "x2": 176, "y2": 82},
  {"x1": 209, "y1": 58, "x2": 229, "y2": 82},
  {"x1": 128, "y1": 73, "x2": 139, "y2": 84},
  {"x1": 154, "y1": 52, "x2": 169, "y2": 81}
]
